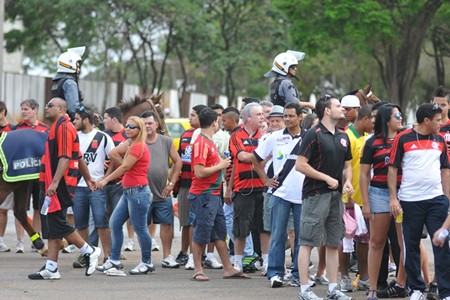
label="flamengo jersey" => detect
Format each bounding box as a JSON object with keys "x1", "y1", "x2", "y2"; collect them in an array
[
  {"x1": 105, "y1": 129, "x2": 127, "y2": 146},
  {"x1": 15, "y1": 120, "x2": 49, "y2": 133},
  {"x1": 77, "y1": 129, "x2": 114, "y2": 187},
  {"x1": 439, "y1": 119, "x2": 450, "y2": 147},
  {"x1": 360, "y1": 134, "x2": 402, "y2": 189},
  {"x1": 190, "y1": 134, "x2": 223, "y2": 195},
  {"x1": 254, "y1": 128, "x2": 305, "y2": 204},
  {"x1": 389, "y1": 128, "x2": 449, "y2": 202},
  {"x1": 178, "y1": 128, "x2": 196, "y2": 188},
  {"x1": 229, "y1": 127, "x2": 264, "y2": 193}
]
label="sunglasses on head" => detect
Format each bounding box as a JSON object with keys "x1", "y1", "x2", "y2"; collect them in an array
[
  {"x1": 125, "y1": 124, "x2": 138, "y2": 129},
  {"x1": 391, "y1": 112, "x2": 402, "y2": 120},
  {"x1": 432, "y1": 102, "x2": 439, "y2": 110}
]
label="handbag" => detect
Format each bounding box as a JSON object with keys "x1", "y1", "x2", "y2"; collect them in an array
[{"x1": 343, "y1": 208, "x2": 357, "y2": 239}]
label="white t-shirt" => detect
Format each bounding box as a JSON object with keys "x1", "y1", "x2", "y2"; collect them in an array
[
  {"x1": 254, "y1": 128, "x2": 305, "y2": 204},
  {"x1": 78, "y1": 129, "x2": 115, "y2": 187}
]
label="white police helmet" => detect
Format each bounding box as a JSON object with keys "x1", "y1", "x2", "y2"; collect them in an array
[
  {"x1": 57, "y1": 46, "x2": 85, "y2": 74},
  {"x1": 264, "y1": 51, "x2": 304, "y2": 78}
]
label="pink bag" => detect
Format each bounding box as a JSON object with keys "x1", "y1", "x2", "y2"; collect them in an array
[{"x1": 343, "y1": 209, "x2": 357, "y2": 239}]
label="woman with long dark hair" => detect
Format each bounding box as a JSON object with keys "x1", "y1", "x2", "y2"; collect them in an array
[
  {"x1": 96, "y1": 116, "x2": 153, "y2": 275},
  {"x1": 360, "y1": 104, "x2": 407, "y2": 299}
]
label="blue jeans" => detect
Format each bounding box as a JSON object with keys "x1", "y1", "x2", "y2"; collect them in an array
[
  {"x1": 401, "y1": 195, "x2": 450, "y2": 297},
  {"x1": 109, "y1": 186, "x2": 152, "y2": 263},
  {"x1": 267, "y1": 195, "x2": 301, "y2": 280},
  {"x1": 223, "y1": 202, "x2": 254, "y2": 256},
  {"x1": 72, "y1": 187, "x2": 108, "y2": 229}
]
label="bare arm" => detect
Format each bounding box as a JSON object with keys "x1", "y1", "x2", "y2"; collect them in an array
[
  {"x1": 97, "y1": 148, "x2": 138, "y2": 189},
  {"x1": 162, "y1": 143, "x2": 183, "y2": 198},
  {"x1": 387, "y1": 166, "x2": 401, "y2": 218},
  {"x1": 342, "y1": 160, "x2": 353, "y2": 193},
  {"x1": 194, "y1": 158, "x2": 230, "y2": 179},
  {"x1": 78, "y1": 158, "x2": 96, "y2": 191},
  {"x1": 46, "y1": 157, "x2": 70, "y2": 197},
  {"x1": 441, "y1": 168, "x2": 450, "y2": 199},
  {"x1": 360, "y1": 163, "x2": 372, "y2": 219},
  {"x1": 295, "y1": 155, "x2": 338, "y2": 189},
  {"x1": 224, "y1": 165, "x2": 235, "y2": 204}
]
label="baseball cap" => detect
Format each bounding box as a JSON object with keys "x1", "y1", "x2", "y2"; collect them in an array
[
  {"x1": 268, "y1": 105, "x2": 284, "y2": 118},
  {"x1": 341, "y1": 95, "x2": 361, "y2": 108}
]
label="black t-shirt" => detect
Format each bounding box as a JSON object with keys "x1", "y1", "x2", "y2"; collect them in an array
[{"x1": 297, "y1": 122, "x2": 352, "y2": 198}]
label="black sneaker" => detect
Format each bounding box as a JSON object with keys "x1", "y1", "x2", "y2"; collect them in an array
[
  {"x1": 426, "y1": 282, "x2": 439, "y2": 300},
  {"x1": 73, "y1": 254, "x2": 87, "y2": 268},
  {"x1": 377, "y1": 283, "x2": 407, "y2": 298},
  {"x1": 175, "y1": 251, "x2": 189, "y2": 266}
]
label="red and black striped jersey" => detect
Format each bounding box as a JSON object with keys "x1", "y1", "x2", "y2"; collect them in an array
[
  {"x1": 177, "y1": 128, "x2": 196, "y2": 188},
  {"x1": 361, "y1": 134, "x2": 402, "y2": 189},
  {"x1": 229, "y1": 127, "x2": 264, "y2": 193},
  {"x1": 0, "y1": 123, "x2": 14, "y2": 133},
  {"x1": 39, "y1": 115, "x2": 80, "y2": 198},
  {"x1": 439, "y1": 119, "x2": 450, "y2": 149},
  {"x1": 105, "y1": 129, "x2": 127, "y2": 146},
  {"x1": 14, "y1": 120, "x2": 49, "y2": 133}
]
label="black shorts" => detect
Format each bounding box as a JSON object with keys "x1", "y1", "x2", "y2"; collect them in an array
[
  {"x1": 41, "y1": 208, "x2": 75, "y2": 240},
  {"x1": 28, "y1": 181, "x2": 41, "y2": 210},
  {"x1": 232, "y1": 191, "x2": 264, "y2": 238}
]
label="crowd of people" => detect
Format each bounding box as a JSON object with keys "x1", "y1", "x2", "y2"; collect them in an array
[{"x1": 0, "y1": 49, "x2": 449, "y2": 300}]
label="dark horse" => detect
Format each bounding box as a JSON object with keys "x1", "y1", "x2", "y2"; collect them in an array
[
  {"x1": 118, "y1": 93, "x2": 169, "y2": 135},
  {"x1": 0, "y1": 130, "x2": 47, "y2": 255}
]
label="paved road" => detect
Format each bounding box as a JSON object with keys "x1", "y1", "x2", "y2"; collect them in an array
[{"x1": 0, "y1": 209, "x2": 437, "y2": 300}]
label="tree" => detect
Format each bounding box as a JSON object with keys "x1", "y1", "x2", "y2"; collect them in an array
[{"x1": 275, "y1": 0, "x2": 447, "y2": 112}]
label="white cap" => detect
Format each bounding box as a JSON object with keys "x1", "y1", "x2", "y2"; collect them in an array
[
  {"x1": 341, "y1": 95, "x2": 361, "y2": 108},
  {"x1": 268, "y1": 105, "x2": 284, "y2": 118}
]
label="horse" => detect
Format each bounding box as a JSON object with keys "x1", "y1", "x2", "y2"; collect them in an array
[
  {"x1": 0, "y1": 130, "x2": 47, "y2": 255},
  {"x1": 118, "y1": 93, "x2": 169, "y2": 135},
  {"x1": 354, "y1": 82, "x2": 380, "y2": 106}
]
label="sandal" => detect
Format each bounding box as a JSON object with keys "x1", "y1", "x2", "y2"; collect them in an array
[
  {"x1": 191, "y1": 272, "x2": 209, "y2": 282},
  {"x1": 366, "y1": 290, "x2": 378, "y2": 300}
]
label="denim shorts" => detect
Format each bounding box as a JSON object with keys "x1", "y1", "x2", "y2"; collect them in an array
[
  {"x1": 72, "y1": 187, "x2": 109, "y2": 229},
  {"x1": 147, "y1": 199, "x2": 174, "y2": 225},
  {"x1": 189, "y1": 193, "x2": 226, "y2": 244},
  {"x1": 369, "y1": 186, "x2": 390, "y2": 214}
]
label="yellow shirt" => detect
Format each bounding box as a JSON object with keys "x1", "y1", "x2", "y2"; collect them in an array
[{"x1": 345, "y1": 125, "x2": 368, "y2": 206}]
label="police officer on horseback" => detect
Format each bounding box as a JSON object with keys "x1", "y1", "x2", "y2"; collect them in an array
[
  {"x1": 51, "y1": 47, "x2": 85, "y2": 120},
  {"x1": 265, "y1": 51, "x2": 315, "y2": 110}
]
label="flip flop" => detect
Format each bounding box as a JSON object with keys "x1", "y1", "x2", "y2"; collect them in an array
[
  {"x1": 191, "y1": 272, "x2": 209, "y2": 282},
  {"x1": 223, "y1": 271, "x2": 251, "y2": 279}
]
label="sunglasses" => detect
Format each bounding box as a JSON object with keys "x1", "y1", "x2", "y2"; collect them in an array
[
  {"x1": 125, "y1": 124, "x2": 139, "y2": 129},
  {"x1": 45, "y1": 103, "x2": 57, "y2": 108},
  {"x1": 391, "y1": 112, "x2": 402, "y2": 120},
  {"x1": 433, "y1": 102, "x2": 439, "y2": 110}
]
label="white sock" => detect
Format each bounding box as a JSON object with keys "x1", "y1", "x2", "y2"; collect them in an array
[
  {"x1": 0, "y1": 236, "x2": 4, "y2": 243},
  {"x1": 328, "y1": 283, "x2": 338, "y2": 293},
  {"x1": 46, "y1": 260, "x2": 58, "y2": 271},
  {"x1": 80, "y1": 243, "x2": 93, "y2": 255},
  {"x1": 206, "y1": 252, "x2": 215, "y2": 260},
  {"x1": 301, "y1": 284, "x2": 310, "y2": 293},
  {"x1": 234, "y1": 255, "x2": 243, "y2": 267},
  {"x1": 262, "y1": 253, "x2": 269, "y2": 266}
]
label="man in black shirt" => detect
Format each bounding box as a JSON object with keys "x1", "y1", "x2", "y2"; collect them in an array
[{"x1": 296, "y1": 95, "x2": 353, "y2": 300}]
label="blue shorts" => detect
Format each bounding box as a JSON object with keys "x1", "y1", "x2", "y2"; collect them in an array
[
  {"x1": 369, "y1": 186, "x2": 390, "y2": 214},
  {"x1": 72, "y1": 187, "x2": 108, "y2": 229},
  {"x1": 147, "y1": 199, "x2": 174, "y2": 225},
  {"x1": 189, "y1": 193, "x2": 227, "y2": 245}
]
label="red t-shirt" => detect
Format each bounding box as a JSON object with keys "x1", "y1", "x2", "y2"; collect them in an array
[
  {"x1": 190, "y1": 134, "x2": 223, "y2": 195},
  {"x1": 121, "y1": 141, "x2": 150, "y2": 188}
]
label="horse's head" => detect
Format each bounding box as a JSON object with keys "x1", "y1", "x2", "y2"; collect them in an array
[
  {"x1": 119, "y1": 93, "x2": 168, "y2": 135},
  {"x1": 354, "y1": 83, "x2": 380, "y2": 106}
]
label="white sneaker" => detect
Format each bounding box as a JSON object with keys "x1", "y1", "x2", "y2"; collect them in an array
[
  {"x1": 151, "y1": 239, "x2": 160, "y2": 251},
  {"x1": 13, "y1": 241, "x2": 24, "y2": 253},
  {"x1": 84, "y1": 246, "x2": 101, "y2": 276},
  {"x1": 0, "y1": 242, "x2": 10, "y2": 252},
  {"x1": 162, "y1": 255, "x2": 180, "y2": 268},
  {"x1": 129, "y1": 261, "x2": 155, "y2": 275},
  {"x1": 62, "y1": 244, "x2": 77, "y2": 254},
  {"x1": 299, "y1": 287, "x2": 323, "y2": 300},
  {"x1": 410, "y1": 290, "x2": 424, "y2": 300},
  {"x1": 309, "y1": 274, "x2": 329, "y2": 285},
  {"x1": 28, "y1": 267, "x2": 61, "y2": 280},
  {"x1": 261, "y1": 264, "x2": 268, "y2": 276},
  {"x1": 204, "y1": 256, "x2": 223, "y2": 269},
  {"x1": 185, "y1": 253, "x2": 194, "y2": 270},
  {"x1": 96, "y1": 259, "x2": 124, "y2": 272},
  {"x1": 340, "y1": 275, "x2": 354, "y2": 292},
  {"x1": 124, "y1": 239, "x2": 135, "y2": 251},
  {"x1": 270, "y1": 275, "x2": 284, "y2": 288}
]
